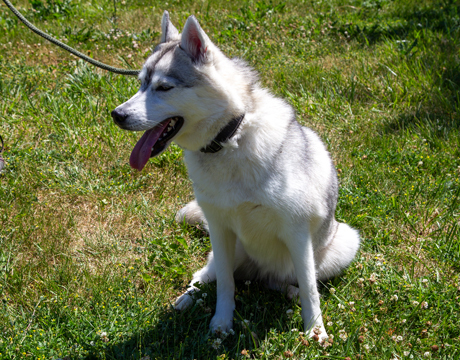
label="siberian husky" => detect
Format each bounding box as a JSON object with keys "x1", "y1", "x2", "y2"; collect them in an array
[{"x1": 111, "y1": 11, "x2": 360, "y2": 339}]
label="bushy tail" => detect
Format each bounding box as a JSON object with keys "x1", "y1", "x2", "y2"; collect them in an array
[{"x1": 315, "y1": 222, "x2": 360, "y2": 281}]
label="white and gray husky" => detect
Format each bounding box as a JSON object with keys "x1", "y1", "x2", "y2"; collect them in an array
[{"x1": 111, "y1": 11, "x2": 360, "y2": 339}]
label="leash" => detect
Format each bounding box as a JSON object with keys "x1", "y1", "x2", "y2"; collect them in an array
[
  {"x1": 0, "y1": 135, "x2": 4, "y2": 173},
  {"x1": 2, "y1": 0, "x2": 140, "y2": 76}
]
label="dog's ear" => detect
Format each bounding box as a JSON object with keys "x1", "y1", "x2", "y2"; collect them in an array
[
  {"x1": 161, "y1": 10, "x2": 179, "y2": 43},
  {"x1": 180, "y1": 15, "x2": 212, "y2": 64}
]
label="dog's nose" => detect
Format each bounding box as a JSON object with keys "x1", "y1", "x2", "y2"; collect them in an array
[{"x1": 111, "y1": 108, "x2": 128, "y2": 125}]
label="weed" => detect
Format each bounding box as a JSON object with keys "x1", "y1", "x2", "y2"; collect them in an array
[{"x1": 0, "y1": 0, "x2": 459, "y2": 359}]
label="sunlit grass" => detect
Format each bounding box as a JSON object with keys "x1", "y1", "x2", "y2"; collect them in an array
[{"x1": 0, "y1": 0, "x2": 459, "y2": 359}]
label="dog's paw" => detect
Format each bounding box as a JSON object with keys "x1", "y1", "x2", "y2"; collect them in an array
[
  {"x1": 175, "y1": 200, "x2": 208, "y2": 230},
  {"x1": 286, "y1": 285, "x2": 301, "y2": 304},
  {"x1": 210, "y1": 315, "x2": 233, "y2": 333},
  {"x1": 174, "y1": 292, "x2": 194, "y2": 311}
]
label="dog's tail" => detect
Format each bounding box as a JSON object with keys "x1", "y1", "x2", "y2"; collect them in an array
[
  {"x1": 175, "y1": 200, "x2": 209, "y2": 231},
  {"x1": 315, "y1": 221, "x2": 360, "y2": 281}
]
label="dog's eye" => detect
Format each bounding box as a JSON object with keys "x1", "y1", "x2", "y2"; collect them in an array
[{"x1": 156, "y1": 85, "x2": 173, "y2": 92}]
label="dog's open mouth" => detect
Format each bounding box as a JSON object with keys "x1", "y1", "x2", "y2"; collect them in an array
[{"x1": 130, "y1": 116, "x2": 184, "y2": 171}]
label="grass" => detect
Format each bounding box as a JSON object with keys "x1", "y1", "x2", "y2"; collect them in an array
[{"x1": 0, "y1": 0, "x2": 459, "y2": 359}]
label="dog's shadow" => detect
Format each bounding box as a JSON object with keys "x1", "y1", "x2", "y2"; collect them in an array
[{"x1": 81, "y1": 280, "x2": 333, "y2": 359}]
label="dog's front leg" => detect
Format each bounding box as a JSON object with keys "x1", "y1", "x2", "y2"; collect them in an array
[
  {"x1": 208, "y1": 222, "x2": 236, "y2": 333},
  {"x1": 283, "y1": 228, "x2": 328, "y2": 340}
]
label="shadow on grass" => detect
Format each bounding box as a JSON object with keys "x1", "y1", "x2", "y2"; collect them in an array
[
  {"x1": 81, "y1": 281, "x2": 332, "y2": 360},
  {"x1": 334, "y1": 1, "x2": 460, "y2": 45},
  {"x1": 379, "y1": 4, "x2": 460, "y2": 137},
  {"x1": 381, "y1": 60, "x2": 460, "y2": 138},
  {"x1": 382, "y1": 109, "x2": 460, "y2": 139}
]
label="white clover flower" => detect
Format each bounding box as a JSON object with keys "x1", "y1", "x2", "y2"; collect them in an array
[
  {"x1": 245, "y1": 280, "x2": 251, "y2": 285},
  {"x1": 423, "y1": 352, "x2": 431, "y2": 358},
  {"x1": 229, "y1": 329, "x2": 235, "y2": 335},
  {"x1": 329, "y1": 288, "x2": 336, "y2": 294},
  {"x1": 202, "y1": 293, "x2": 208, "y2": 298},
  {"x1": 401, "y1": 319, "x2": 407, "y2": 324},
  {"x1": 291, "y1": 328, "x2": 298, "y2": 332},
  {"x1": 403, "y1": 351, "x2": 410, "y2": 356},
  {"x1": 364, "y1": 344, "x2": 370, "y2": 351},
  {"x1": 286, "y1": 309, "x2": 294, "y2": 317},
  {"x1": 211, "y1": 338, "x2": 222, "y2": 349},
  {"x1": 243, "y1": 319, "x2": 250, "y2": 326},
  {"x1": 327, "y1": 321, "x2": 333, "y2": 326},
  {"x1": 412, "y1": 301, "x2": 420, "y2": 306},
  {"x1": 339, "y1": 329, "x2": 348, "y2": 341},
  {"x1": 396, "y1": 335, "x2": 403, "y2": 342},
  {"x1": 100, "y1": 331, "x2": 109, "y2": 343},
  {"x1": 196, "y1": 299, "x2": 204, "y2": 306},
  {"x1": 374, "y1": 316, "x2": 380, "y2": 323},
  {"x1": 391, "y1": 294, "x2": 399, "y2": 301},
  {"x1": 422, "y1": 279, "x2": 428, "y2": 283},
  {"x1": 421, "y1": 301, "x2": 428, "y2": 309},
  {"x1": 338, "y1": 303, "x2": 345, "y2": 310}
]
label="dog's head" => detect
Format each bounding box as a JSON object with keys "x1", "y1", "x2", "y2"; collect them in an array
[{"x1": 111, "y1": 11, "x2": 246, "y2": 171}]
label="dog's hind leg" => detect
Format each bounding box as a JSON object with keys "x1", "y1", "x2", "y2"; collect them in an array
[
  {"x1": 175, "y1": 199, "x2": 208, "y2": 231},
  {"x1": 315, "y1": 222, "x2": 360, "y2": 282}
]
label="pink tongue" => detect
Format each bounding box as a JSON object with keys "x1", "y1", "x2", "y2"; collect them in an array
[{"x1": 129, "y1": 120, "x2": 170, "y2": 171}]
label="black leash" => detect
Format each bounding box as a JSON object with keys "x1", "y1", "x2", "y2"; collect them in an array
[
  {"x1": 0, "y1": 135, "x2": 4, "y2": 173},
  {"x1": 2, "y1": 0, "x2": 140, "y2": 76},
  {"x1": 2, "y1": 1, "x2": 245, "y2": 157}
]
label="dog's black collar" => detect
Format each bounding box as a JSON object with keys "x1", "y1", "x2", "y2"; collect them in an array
[{"x1": 200, "y1": 114, "x2": 245, "y2": 153}]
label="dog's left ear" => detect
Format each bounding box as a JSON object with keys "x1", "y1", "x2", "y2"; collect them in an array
[
  {"x1": 180, "y1": 15, "x2": 212, "y2": 64},
  {"x1": 161, "y1": 10, "x2": 179, "y2": 43}
]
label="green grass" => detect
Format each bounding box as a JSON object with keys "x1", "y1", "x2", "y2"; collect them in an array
[{"x1": 1, "y1": 0, "x2": 459, "y2": 359}]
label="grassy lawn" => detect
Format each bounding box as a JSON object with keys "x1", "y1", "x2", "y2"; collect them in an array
[{"x1": 0, "y1": 0, "x2": 459, "y2": 359}]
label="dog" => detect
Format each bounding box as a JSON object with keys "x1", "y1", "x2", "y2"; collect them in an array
[{"x1": 111, "y1": 11, "x2": 360, "y2": 339}]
